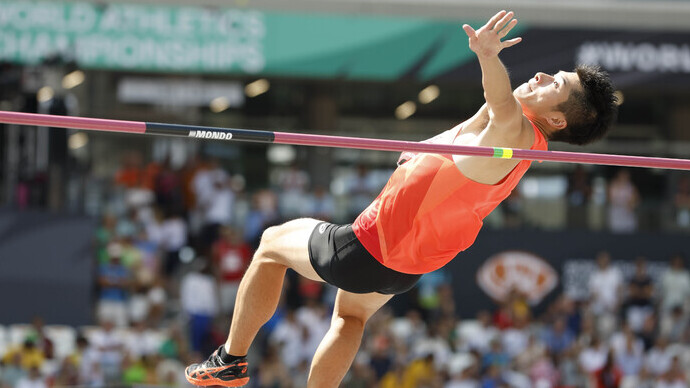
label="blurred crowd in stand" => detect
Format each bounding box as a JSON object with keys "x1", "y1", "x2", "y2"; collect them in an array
[{"x1": 2, "y1": 151, "x2": 690, "y2": 388}]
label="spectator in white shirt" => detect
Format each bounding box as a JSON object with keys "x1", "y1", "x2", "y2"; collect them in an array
[
  {"x1": 579, "y1": 335, "x2": 609, "y2": 374},
  {"x1": 192, "y1": 159, "x2": 234, "y2": 248},
  {"x1": 15, "y1": 367, "x2": 46, "y2": 388},
  {"x1": 645, "y1": 336, "x2": 673, "y2": 377},
  {"x1": 270, "y1": 309, "x2": 307, "y2": 369},
  {"x1": 180, "y1": 259, "x2": 219, "y2": 354},
  {"x1": 660, "y1": 254, "x2": 690, "y2": 313},
  {"x1": 588, "y1": 251, "x2": 623, "y2": 315}
]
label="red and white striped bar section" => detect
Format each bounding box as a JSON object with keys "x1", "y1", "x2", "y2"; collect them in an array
[{"x1": 1, "y1": 110, "x2": 690, "y2": 170}]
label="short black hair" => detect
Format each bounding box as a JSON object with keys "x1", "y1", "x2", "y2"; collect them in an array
[{"x1": 549, "y1": 65, "x2": 618, "y2": 145}]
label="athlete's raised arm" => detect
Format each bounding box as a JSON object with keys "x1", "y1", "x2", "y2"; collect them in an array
[{"x1": 463, "y1": 11, "x2": 523, "y2": 127}]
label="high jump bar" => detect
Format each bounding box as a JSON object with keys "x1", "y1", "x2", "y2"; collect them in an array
[{"x1": 1, "y1": 110, "x2": 689, "y2": 171}]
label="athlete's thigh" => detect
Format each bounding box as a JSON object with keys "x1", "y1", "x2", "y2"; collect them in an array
[
  {"x1": 262, "y1": 217, "x2": 323, "y2": 282},
  {"x1": 332, "y1": 288, "x2": 393, "y2": 323}
]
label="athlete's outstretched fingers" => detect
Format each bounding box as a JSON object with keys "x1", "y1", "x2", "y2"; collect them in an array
[
  {"x1": 502, "y1": 37, "x2": 522, "y2": 48},
  {"x1": 485, "y1": 10, "x2": 507, "y2": 30},
  {"x1": 498, "y1": 18, "x2": 518, "y2": 38},
  {"x1": 462, "y1": 24, "x2": 477, "y2": 38},
  {"x1": 493, "y1": 11, "x2": 514, "y2": 32}
]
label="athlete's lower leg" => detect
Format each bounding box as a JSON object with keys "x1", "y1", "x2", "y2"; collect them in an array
[
  {"x1": 225, "y1": 251, "x2": 287, "y2": 356},
  {"x1": 307, "y1": 315, "x2": 365, "y2": 388}
]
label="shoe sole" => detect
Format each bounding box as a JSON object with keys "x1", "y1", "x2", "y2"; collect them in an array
[
  {"x1": 185, "y1": 366, "x2": 250, "y2": 387},
  {"x1": 186, "y1": 376, "x2": 250, "y2": 387}
]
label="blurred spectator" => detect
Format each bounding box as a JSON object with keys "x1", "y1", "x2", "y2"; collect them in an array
[
  {"x1": 482, "y1": 339, "x2": 509, "y2": 371},
  {"x1": 0, "y1": 352, "x2": 26, "y2": 387},
  {"x1": 492, "y1": 301, "x2": 514, "y2": 331},
  {"x1": 211, "y1": 226, "x2": 252, "y2": 314},
  {"x1": 121, "y1": 354, "x2": 146, "y2": 384},
  {"x1": 659, "y1": 254, "x2": 690, "y2": 314},
  {"x1": 153, "y1": 157, "x2": 183, "y2": 212},
  {"x1": 559, "y1": 348, "x2": 587, "y2": 388},
  {"x1": 390, "y1": 309, "x2": 427, "y2": 350},
  {"x1": 623, "y1": 257, "x2": 654, "y2": 333},
  {"x1": 610, "y1": 324, "x2": 644, "y2": 359},
  {"x1": 379, "y1": 362, "x2": 406, "y2": 388},
  {"x1": 180, "y1": 260, "x2": 219, "y2": 353},
  {"x1": 368, "y1": 335, "x2": 394, "y2": 381},
  {"x1": 69, "y1": 335, "x2": 101, "y2": 386},
  {"x1": 660, "y1": 305, "x2": 687, "y2": 343},
  {"x1": 244, "y1": 190, "x2": 280, "y2": 249},
  {"x1": 342, "y1": 356, "x2": 376, "y2": 388},
  {"x1": 285, "y1": 359, "x2": 307, "y2": 388},
  {"x1": 97, "y1": 243, "x2": 131, "y2": 327},
  {"x1": 637, "y1": 313, "x2": 658, "y2": 350},
  {"x1": 96, "y1": 214, "x2": 117, "y2": 263},
  {"x1": 462, "y1": 310, "x2": 498, "y2": 354},
  {"x1": 445, "y1": 362, "x2": 480, "y2": 388},
  {"x1": 592, "y1": 351, "x2": 622, "y2": 388},
  {"x1": 656, "y1": 355, "x2": 687, "y2": 388},
  {"x1": 502, "y1": 189, "x2": 523, "y2": 229},
  {"x1": 2, "y1": 339, "x2": 44, "y2": 372},
  {"x1": 613, "y1": 331, "x2": 644, "y2": 377},
  {"x1": 579, "y1": 336, "x2": 608, "y2": 375},
  {"x1": 346, "y1": 165, "x2": 377, "y2": 219},
  {"x1": 645, "y1": 336, "x2": 672, "y2": 378},
  {"x1": 296, "y1": 299, "x2": 330, "y2": 362},
  {"x1": 52, "y1": 357, "x2": 79, "y2": 387},
  {"x1": 269, "y1": 308, "x2": 306, "y2": 370},
  {"x1": 567, "y1": 165, "x2": 592, "y2": 229},
  {"x1": 673, "y1": 175, "x2": 690, "y2": 228},
  {"x1": 147, "y1": 207, "x2": 188, "y2": 276},
  {"x1": 114, "y1": 151, "x2": 146, "y2": 189},
  {"x1": 589, "y1": 251, "x2": 623, "y2": 326},
  {"x1": 26, "y1": 318, "x2": 53, "y2": 361},
  {"x1": 124, "y1": 321, "x2": 160, "y2": 359},
  {"x1": 480, "y1": 364, "x2": 507, "y2": 388},
  {"x1": 413, "y1": 322, "x2": 452, "y2": 371},
  {"x1": 514, "y1": 333, "x2": 544, "y2": 372},
  {"x1": 192, "y1": 158, "x2": 234, "y2": 248},
  {"x1": 256, "y1": 345, "x2": 291, "y2": 388},
  {"x1": 155, "y1": 353, "x2": 188, "y2": 386},
  {"x1": 14, "y1": 367, "x2": 46, "y2": 388},
  {"x1": 274, "y1": 164, "x2": 310, "y2": 219},
  {"x1": 501, "y1": 315, "x2": 530, "y2": 359},
  {"x1": 528, "y1": 348, "x2": 559, "y2": 388},
  {"x1": 417, "y1": 269, "x2": 452, "y2": 319},
  {"x1": 542, "y1": 316, "x2": 575, "y2": 356},
  {"x1": 304, "y1": 185, "x2": 336, "y2": 221},
  {"x1": 159, "y1": 325, "x2": 188, "y2": 361},
  {"x1": 90, "y1": 320, "x2": 125, "y2": 384},
  {"x1": 402, "y1": 354, "x2": 437, "y2": 388},
  {"x1": 607, "y1": 169, "x2": 639, "y2": 233}
]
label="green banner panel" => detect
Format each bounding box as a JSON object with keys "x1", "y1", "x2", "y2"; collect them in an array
[{"x1": 0, "y1": 1, "x2": 521, "y2": 80}]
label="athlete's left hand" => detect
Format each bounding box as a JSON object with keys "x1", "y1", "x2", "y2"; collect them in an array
[{"x1": 463, "y1": 10, "x2": 522, "y2": 59}]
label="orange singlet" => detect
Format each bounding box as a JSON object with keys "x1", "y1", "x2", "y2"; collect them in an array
[{"x1": 352, "y1": 121, "x2": 548, "y2": 274}]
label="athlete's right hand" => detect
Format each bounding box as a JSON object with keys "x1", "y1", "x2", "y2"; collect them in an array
[{"x1": 462, "y1": 10, "x2": 522, "y2": 59}]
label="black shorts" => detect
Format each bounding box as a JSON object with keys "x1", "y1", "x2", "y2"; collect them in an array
[{"x1": 308, "y1": 222, "x2": 421, "y2": 295}]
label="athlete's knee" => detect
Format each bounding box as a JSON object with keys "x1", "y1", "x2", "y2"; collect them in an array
[
  {"x1": 259, "y1": 225, "x2": 280, "y2": 245},
  {"x1": 334, "y1": 313, "x2": 366, "y2": 332},
  {"x1": 254, "y1": 225, "x2": 285, "y2": 263}
]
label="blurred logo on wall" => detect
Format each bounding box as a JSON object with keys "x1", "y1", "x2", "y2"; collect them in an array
[{"x1": 476, "y1": 251, "x2": 558, "y2": 305}]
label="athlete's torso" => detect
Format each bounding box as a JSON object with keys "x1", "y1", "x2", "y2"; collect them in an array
[{"x1": 352, "y1": 110, "x2": 548, "y2": 274}]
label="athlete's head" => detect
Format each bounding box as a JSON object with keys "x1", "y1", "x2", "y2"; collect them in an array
[{"x1": 514, "y1": 65, "x2": 618, "y2": 145}]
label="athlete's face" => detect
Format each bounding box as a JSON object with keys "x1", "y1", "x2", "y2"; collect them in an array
[{"x1": 514, "y1": 71, "x2": 581, "y2": 128}]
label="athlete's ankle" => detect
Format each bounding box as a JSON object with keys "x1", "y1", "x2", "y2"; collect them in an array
[{"x1": 220, "y1": 345, "x2": 246, "y2": 364}]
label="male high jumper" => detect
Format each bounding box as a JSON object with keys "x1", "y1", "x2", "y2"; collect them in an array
[{"x1": 185, "y1": 10, "x2": 617, "y2": 387}]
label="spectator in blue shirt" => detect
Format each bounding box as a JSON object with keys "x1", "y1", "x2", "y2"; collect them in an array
[{"x1": 542, "y1": 316, "x2": 575, "y2": 355}]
